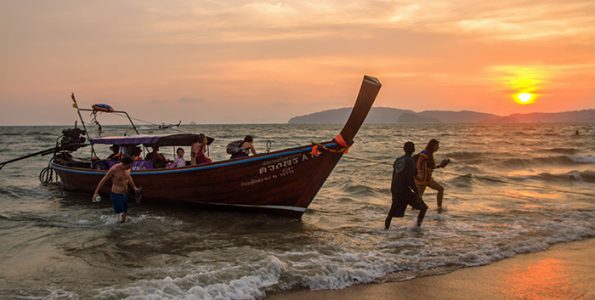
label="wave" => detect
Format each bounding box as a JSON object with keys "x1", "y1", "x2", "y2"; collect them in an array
[
  {"x1": 444, "y1": 151, "x2": 487, "y2": 160},
  {"x1": 340, "y1": 184, "x2": 387, "y2": 197},
  {"x1": 498, "y1": 155, "x2": 595, "y2": 168},
  {"x1": 88, "y1": 209, "x2": 594, "y2": 300},
  {"x1": 508, "y1": 170, "x2": 595, "y2": 184},
  {"x1": 1, "y1": 212, "x2": 184, "y2": 229}
]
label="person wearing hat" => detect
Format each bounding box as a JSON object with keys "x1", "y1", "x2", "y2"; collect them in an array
[{"x1": 107, "y1": 145, "x2": 122, "y2": 161}]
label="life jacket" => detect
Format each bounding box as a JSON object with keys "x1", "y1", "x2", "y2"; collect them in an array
[
  {"x1": 415, "y1": 150, "x2": 433, "y2": 183},
  {"x1": 226, "y1": 140, "x2": 244, "y2": 154}
]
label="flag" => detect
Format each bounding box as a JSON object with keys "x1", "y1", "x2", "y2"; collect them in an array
[{"x1": 71, "y1": 92, "x2": 78, "y2": 108}]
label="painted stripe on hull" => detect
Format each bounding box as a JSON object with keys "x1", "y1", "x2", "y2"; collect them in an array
[{"x1": 201, "y1": 202, "x2": 306, "y2": 212}]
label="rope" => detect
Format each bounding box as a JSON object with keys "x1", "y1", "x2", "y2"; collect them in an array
[
  {"x1": 112, "y1": 114, "x2": 184, "y2": 132},
  {"x1": 342, "y1": 155, "x2": 594, "y2": 197}
]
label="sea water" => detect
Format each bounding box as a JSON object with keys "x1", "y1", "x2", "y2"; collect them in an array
[{"x1": 0, "y1": 123, "x2": 593, "y2": 299}]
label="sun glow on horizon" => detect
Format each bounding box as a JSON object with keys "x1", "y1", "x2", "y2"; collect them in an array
[{"x1": 515, "y1": 92, "x2": 536, "y2": 105}]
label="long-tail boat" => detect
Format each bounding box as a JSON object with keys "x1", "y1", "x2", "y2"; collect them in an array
[{"x1": 25, "y1": 76, "x2": 382, "y2": 218}]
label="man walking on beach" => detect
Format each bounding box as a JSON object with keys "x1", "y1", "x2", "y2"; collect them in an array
[
  {"x1": 385, "y1": 142, "x2": 428, "y2": 229},
  {"x1": 92, "y1": 156, "x2": 141, "y2": 223}
]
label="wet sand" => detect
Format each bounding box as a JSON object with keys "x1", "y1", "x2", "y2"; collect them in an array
[{"x1": 271, "y1": 238, "x2": 595, "y2": 300}]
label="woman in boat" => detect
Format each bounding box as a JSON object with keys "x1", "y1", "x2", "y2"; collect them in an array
[
  {"x1": 191, "y1": 134, "x2": 212, "y2": 165},
  {"x1": 231, "y1": 135, "x2": 257, "y2": 159},
  {"x1": 415, "y1": 139, "x2": 449, "y2": 213}
]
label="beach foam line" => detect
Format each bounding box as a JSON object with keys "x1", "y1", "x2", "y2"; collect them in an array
[{"x1": 269, "y1": 238, "x2": 595, "y2": 300}]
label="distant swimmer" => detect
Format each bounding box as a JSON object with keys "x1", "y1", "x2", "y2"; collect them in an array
[
  {"x1": 92, "y1": 155, "x2": 141, "y2": 223},
  {"x1": 575, "y1": 130, "x2": 579, "y2": 135},
  {"x1": 385, "y1": 141, "x2": 427, "y2": 229},
  {"x1": 415, "y1": 139, "x2": 450, "y2": 213}
]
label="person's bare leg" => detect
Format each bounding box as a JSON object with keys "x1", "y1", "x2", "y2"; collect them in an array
[
  {"x1": 427, "y1": 180, "x2": 444, "y2": 213},
  {"x1": 385, "y1": 215, "x2": 392, "y2": 230},
  {"x1": 122, "y1": 213, "x2": 127, "y2": 223},
  {"x1": 417, "y1": 184, "x2": 427, "y2": 197},
  {"x1": 416, "y1": 206, "x2": 427, "y2": 226}
]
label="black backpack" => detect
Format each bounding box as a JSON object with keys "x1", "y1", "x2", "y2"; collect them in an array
[{"x1": 226, "y1": 140, "x2": 243, "y2": 154}]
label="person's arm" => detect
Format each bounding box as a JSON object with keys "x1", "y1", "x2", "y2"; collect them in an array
[
  {"x1": 390, "y1": 160, "x2": 398, "y2": 195},
  {"x1": 416, "y1": 155, "x2": 426, "y2": 181},
  {"x1": 126, "y1": 172, "x2": 140, "y2": 193},
  {"x1": 436, "y1": 158, "x2": 450, "y2": 169},
  {"x1": 92, "y1": 169, "x2": 114, "y2": 201},
  {"x1": 406, "y1": 160, "x2": 420, "y2": 197},
  {"x1": 249, "y1": 144, "x2": 257, "y2": 155},
  {"x1": 190, "y1": 143, "x2": 198, "y2": 165}
]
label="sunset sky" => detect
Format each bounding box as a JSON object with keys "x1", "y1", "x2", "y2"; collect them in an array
[{"x1": 1, "y1": 0, "x2": 593, "y2": 124}]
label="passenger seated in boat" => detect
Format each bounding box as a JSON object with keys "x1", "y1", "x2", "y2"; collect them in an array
[
  {"x1": 107, "y1": 145, "x2": 122, "y2": 160},
  {"x1": 121, "y1": 145, "x2": 140, "y2": 160},
  {"x1": 145, "y1": 146, "x2": 167, "y2": 168},
  {"x1": 173, "y1": 148, "x2": 186, "y2": 167},
  {"x1": 230, "y1": 135, "x2": 257, "y2": 159},
  {"x1": 191, "y1": 134, "x2": 212, "y2": 165},
  {"x1": 132, "y1": 146, "x2": 143, "y2": 161}
]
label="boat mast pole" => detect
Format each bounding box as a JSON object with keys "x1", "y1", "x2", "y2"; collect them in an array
[{"x1": 71, "y1": 93, "x2": 96, "y2": 158}]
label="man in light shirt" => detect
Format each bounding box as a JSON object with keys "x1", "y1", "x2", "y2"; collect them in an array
[{"x1": 174, "y1": 148, "x2": 186, "y2": 168}]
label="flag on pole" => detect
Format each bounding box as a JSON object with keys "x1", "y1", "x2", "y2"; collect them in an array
[{"x1": 71, "y1": 92, "x2": 78, "y2": 108}]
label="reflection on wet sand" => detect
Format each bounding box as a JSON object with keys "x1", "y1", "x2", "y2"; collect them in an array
[{"x1": 506, "y1": 258, "x2": 578, "y2": 299}]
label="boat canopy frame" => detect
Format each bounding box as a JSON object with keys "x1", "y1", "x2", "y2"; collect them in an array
[
  {"x1": 77, "y1": 108, "x2": 140, "y2": 135},
  {"x1": 91, "y1": 134, "x2": 214, "y2": 147}
]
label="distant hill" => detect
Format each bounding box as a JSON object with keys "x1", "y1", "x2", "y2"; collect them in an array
[
  {"x1": 288, "y1": 107, "x2": 414, "y2": 124},
  {"x1": 501, "y1": 110, "x2": 595, "y2": 123},
  {"x1": 288, "y1": 108, "x2": 595, "y2": 124}
]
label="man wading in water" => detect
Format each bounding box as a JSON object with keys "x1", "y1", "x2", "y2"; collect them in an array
[
  {"x1": 92, "y1": 156, "x2": 141, "y2": 223},
  {"x1": 385, "y1": 142, "x2": 428, "y2": 229}
]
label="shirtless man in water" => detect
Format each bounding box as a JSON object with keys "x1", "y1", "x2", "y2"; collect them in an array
[{"x1": 92, "y1": 156, "x2": 141, "y2": 223}]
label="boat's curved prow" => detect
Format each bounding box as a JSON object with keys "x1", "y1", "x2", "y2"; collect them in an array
[{"x1": 339, "y1": 75, "x2": 382, "y2": 143}]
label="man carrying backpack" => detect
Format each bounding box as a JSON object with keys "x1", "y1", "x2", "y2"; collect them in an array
[
  {"x1": 227, "y1": 135, "x2": 257, "y2": 159},
  {"x1": 385, "y1": 141, "x2": 428, "y2": 229}
]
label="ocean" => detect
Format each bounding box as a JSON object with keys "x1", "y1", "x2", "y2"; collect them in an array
[{"x1": 0, "y1": 123, "x2": 593, "y2": 299}]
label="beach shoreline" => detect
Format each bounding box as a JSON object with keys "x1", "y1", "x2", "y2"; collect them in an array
[{"x1": 270, "y1": 238, "x2": 595, "y2": 299}]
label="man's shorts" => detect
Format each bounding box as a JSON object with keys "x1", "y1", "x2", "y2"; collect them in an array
[
  {"x1": 110, "y1": 192, "x2": 128, "y2": 214},
  {"x1": 389, "y1": 190, "x2": 428, "y2": 217}
]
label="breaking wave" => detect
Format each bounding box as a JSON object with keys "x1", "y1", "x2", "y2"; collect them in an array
[{"x1": 89, "y1": 209, "x2": 595, "y2": 299}]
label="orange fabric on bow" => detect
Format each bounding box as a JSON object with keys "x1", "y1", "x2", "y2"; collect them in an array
[
  {"x1": 310, "y1": 144, "x2": 321, "y2": 156},
  {"x1": 334, "y1": 134, "x2": 350, "y2": 154}
]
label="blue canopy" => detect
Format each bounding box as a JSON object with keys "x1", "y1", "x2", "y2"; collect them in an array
[{"x1": 90, "y1": 134, "x2": 213, "y2": 146}]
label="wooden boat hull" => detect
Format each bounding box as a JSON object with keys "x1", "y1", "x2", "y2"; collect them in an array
[
  {"x1": 51, "y1": 75, "x2": 381, "y2": 218},
  {"x1": 52, "y1": 143, "x2": 342, "y2": 218}
]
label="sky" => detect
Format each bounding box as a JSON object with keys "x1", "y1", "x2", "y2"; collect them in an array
[{"x1": 0, "y1": 0, "x2": 594, "y2": 125}]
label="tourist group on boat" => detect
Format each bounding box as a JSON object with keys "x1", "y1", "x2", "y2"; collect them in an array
[{"x1": 93, "y1": 134, "x2": 257, "y2": 171}]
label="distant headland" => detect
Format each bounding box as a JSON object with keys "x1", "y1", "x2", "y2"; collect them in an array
[{"x1": 288, "y1": 107, "x2": 595, "y2": 124}]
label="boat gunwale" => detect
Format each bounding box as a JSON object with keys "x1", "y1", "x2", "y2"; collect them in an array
[{"x1": 51, "y1": 141, "x2": 338, "y2": 176}]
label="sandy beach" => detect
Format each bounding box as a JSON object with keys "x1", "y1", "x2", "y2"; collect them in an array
[{"x1": 271, "y1": 238, "x2": 595, "y2": 300}]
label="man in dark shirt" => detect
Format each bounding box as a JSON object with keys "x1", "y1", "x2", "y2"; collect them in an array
[
  {"x1": 385, "y1": 141, "x2": 428, "y2": 229},
  {"x1": 145, "y1": 146, "x2": 167, "y2": 168}
]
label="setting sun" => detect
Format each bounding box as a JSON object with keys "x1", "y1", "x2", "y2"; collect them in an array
[{"x1": 515, "y1": 92, "x2": 535, "y2": 105}]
